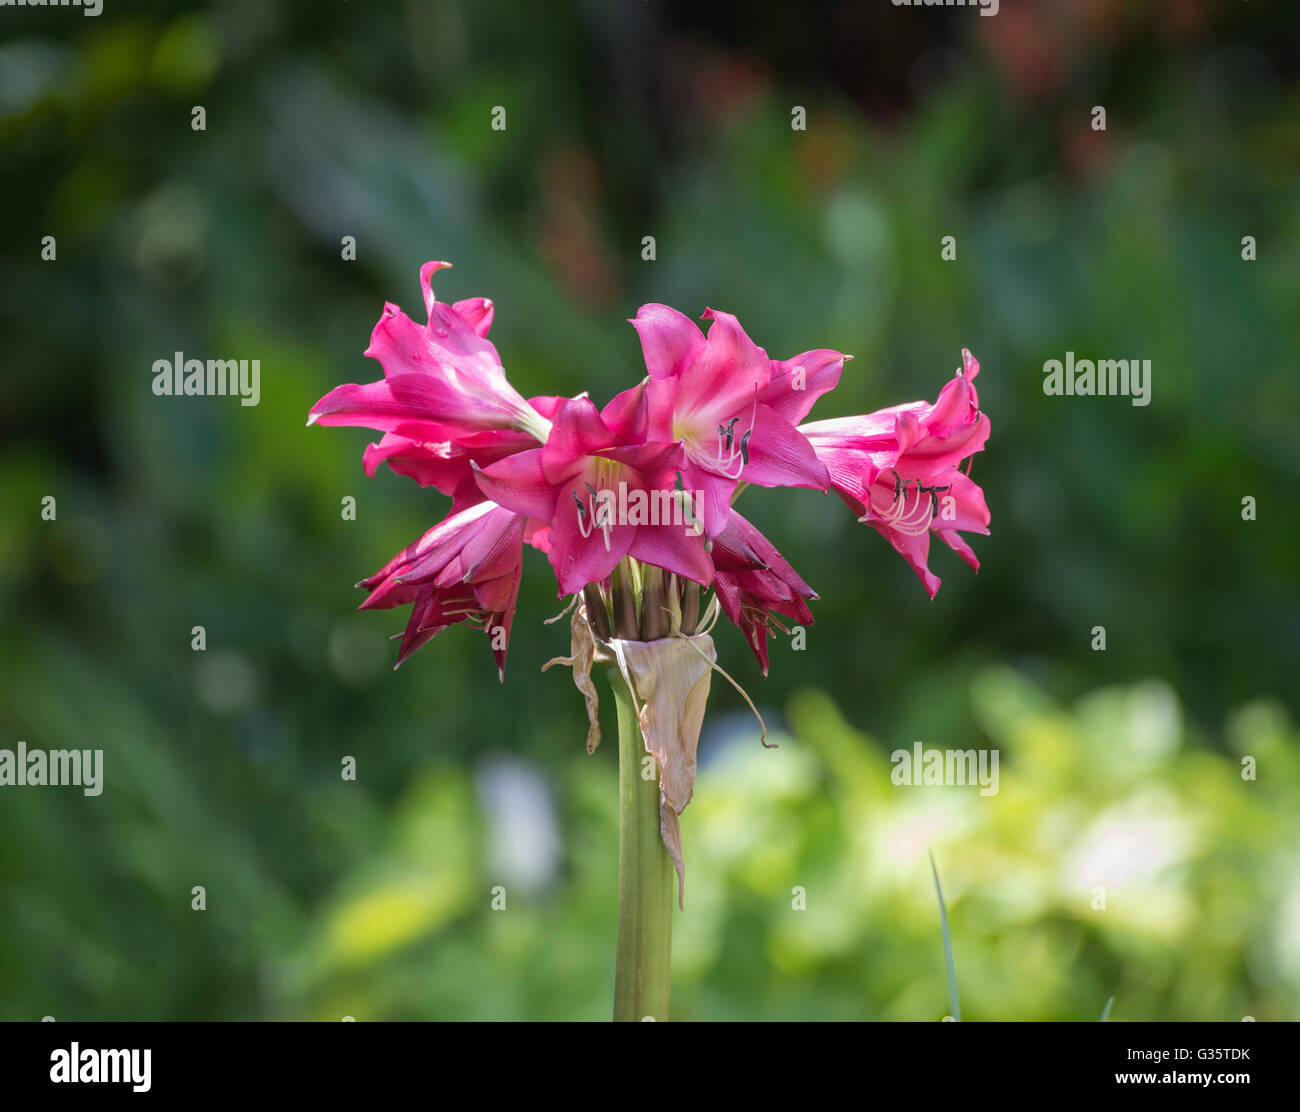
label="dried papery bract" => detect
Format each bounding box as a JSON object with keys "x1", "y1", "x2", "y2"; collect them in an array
[
  {"x1": 613, "y1": 633, "x2": 716, "y2": 909},
  {"x1": 542, "y1": 604, "x2": 603, "y2": 754}
]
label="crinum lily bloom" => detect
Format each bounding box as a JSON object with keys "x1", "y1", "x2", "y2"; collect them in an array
[
  {"x1": 472, "y1": 392, "x2": 713, "y2": 595},
  {"x1": 800, "y1": 349, "x2": 991, "y2": 598},
  {"x1": 309, "y1": 261, "x2": 552, "y2": 443},
  {"x1": 711, "y1": 509, "x2": 819, "y2": 677},
  {"x1": 308, "y1": 263, "x2": 554, "y2": 675},
  {"x1": 309, "y1": 261, "x2": 992, "y2": 1009},
  {"x1": 631, "y1": 304, "x2": 840, "y2": 537},
  {"x1": 357, "y1": 499, "x2": 545, "y2": 676}
]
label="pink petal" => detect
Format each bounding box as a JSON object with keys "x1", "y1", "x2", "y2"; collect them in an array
[
  {"x1": 872, "y1": 523, "x2": 941, "y2": 599},
  {"x1": 329, "y1": 374, "x2": 528, "y2": 439},
  {"x1": 458, "y1": 509, "x2": 527, "y2": 582},
  {"x1": 481, "y1": 572, "x2": 521, "y2": 680},
  {"x1": 363, "y1": 434, "x2": 465, "y2": 492},
  {"x1": 924, "y1": 371, "x2": 978, "y2": 433},
  {"x1": 308, "y1": 378, "x2": 465, "y2": 439},
  {"x1": 734, "y1": 404, "x2": 830, "y2": 492},
  {"x1": 898, "y1": 413, "x2": 991, "y2": 477},
  {"x1": 364, "y1": 303, "x2": 433, "y2": 380},
  {"x1": 643, "y1": 376, "x2": 681, "y2": 443},
  {"x1": 759, "y1": 349, "x2": 846, "y2": 424},
  {"x1": 710, "y1": 522, "x2": 767, "y2": 570},
  {"x1": 630, "y1": 303, "x2": 705, "y2": 381},
  {"x1": 473, "y1": 449, "x2": 558, "y2": 520},
  {"x1": 365, "y1": 296, "x2": 509, "y2": 397},
  {"x1": 931, "y1": 471, "x2": 990, "y2": 534},
  {"x1": 627, "y1": 523, "x2": 713, "y2": 586},
  {"x1": 800, "y1": 403, "x2": 927, "y2": 442},
  {"x1": 396, "y1": 502, "x2": 502, "y2": 583},
  {"x1": 541, "y1": 396, "x2": 613, "y2": 484},
  {"x1": 395, "y1": 610, "x2": 445, "y2": 668},
  {"x1": 712, "y1": 572, "x2": 743, "y2": 625},
  {"x1": 524, "y1": 518, "x2": 551, "y2": 553},
  {"x1": 452, "y1": 297, "x2": 495, "y2": 338},
  {"x1": 600, "y1": 440, "x2": 683, "y2": 477},
  {"x1": 418, "y1": 260, "x2": 453, "y2": 317},
  {"x1": 680, "y1": 461, "x2": 737, "y2": 540},
  {"x1": 894, "y1": 410, "x2": 922, "y2": 456},
  {"x1": 359, "y1": 575, "x2": 421, "y2": 611},
  {"x1": 741, "y1": 616, "x2": 772, "y2": 676},
  {"x1": 600, "y1": 382, "x2": 650, "y2": 444},
  {"x1": 678, "y1": 308, "x2": 771, "y2": 421},
  {"x1": 937, "y1": 529, "x2": 980, "y2": 572},
  {"x1": 422, "y1": 300, "x2": 514, "y2": 387},
  {"x1": 527, "y1": 395, "x2": 567, "y2": 420}
]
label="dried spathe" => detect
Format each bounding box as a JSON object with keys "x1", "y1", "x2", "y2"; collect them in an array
[{"x1": 613, "y1": 634, "x2": 717, "y2": 909}]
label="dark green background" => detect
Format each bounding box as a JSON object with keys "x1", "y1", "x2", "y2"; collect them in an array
[{"x1": 1, "y1": 0, "x2": 1297, "y2": 1020}]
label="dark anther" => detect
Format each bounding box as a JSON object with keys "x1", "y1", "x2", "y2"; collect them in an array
[{"x1": 739, "y1": 427, "x2": 752, "y2": 465}]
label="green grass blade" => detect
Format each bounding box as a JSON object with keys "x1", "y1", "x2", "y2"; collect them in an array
[
  {"x1": 928, "y1": 847, "x2": 961, "y2": 1022},
  {"x1": 1100, "y1": 996, "x2": 1114, "y2": 1022}
]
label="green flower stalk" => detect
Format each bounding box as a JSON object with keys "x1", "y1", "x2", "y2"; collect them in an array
[{"x1": 609, "y1": 663, "x2": 674, "y2": 1021}]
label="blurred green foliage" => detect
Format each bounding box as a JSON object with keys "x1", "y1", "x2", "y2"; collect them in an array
[{"x1": 1, "y1": 1, "x2": 1297, "y2": 1020}]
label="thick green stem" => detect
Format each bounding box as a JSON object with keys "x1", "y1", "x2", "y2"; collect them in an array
[{"x1": 608, "y1": 665, "x2": 674, "y2": 1021}]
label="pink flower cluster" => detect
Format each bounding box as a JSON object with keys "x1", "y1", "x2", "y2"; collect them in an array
[{"x1": 309, "y1": 262, "x2": 990, "y2": 676}]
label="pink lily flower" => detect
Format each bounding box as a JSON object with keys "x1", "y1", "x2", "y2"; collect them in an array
[
  {"x1": 710, "y1": 510, "x2": 818, "y2": 675},
  {"x1": 800, "y1": 350, "x2": 991, "y2": 598},
  {"x1": 308, "y1": 261, "x2": 552, "y2": 444},
  {"x1": 472, "y1": 392, "x2": 713, "y2": 595},
  {"x1": 356, "y1": 499, "x2": 547, "y2": 678},
  {"x1": 630, "y1": 304, "x2": 841, "y2": 537}
]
